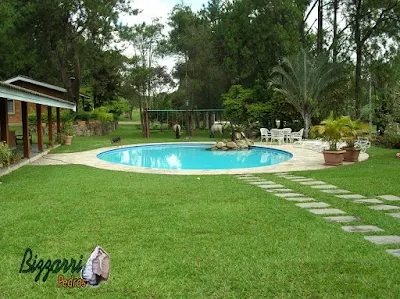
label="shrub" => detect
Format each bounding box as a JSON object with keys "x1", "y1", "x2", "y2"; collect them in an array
[
  {"x1": 61, "y1": 122, "x2": 74, "y2": 136},
  {"x1": 0, "y1": 142, "x2": 11, "y2": 167},
  {"x1": 376, "y1": 132, "x2": 400, "y2": 149},
  {"x1": 74, "y1": 111, "x2": 91, "y2": 122}
]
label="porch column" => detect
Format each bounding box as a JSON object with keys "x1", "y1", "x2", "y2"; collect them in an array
[
  {"x1": 56, "y1": 107, "x2": 61, "y2": 134},
  {"x1": 21, "y1": 101, "x2": 30, "y2": 158},
  {"x1": 47, "y1": 106, "x2": 53, "y2": 144},
  {"x1": 0, "y1": 98, "x2": 9, "y2": 144},
  {"x1": 36, "y1": 104, "x2": 43, "y2": 152}
]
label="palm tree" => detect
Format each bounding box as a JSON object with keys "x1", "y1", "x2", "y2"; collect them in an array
[{"x1": 269, "y1": 49, "x2": 341, "y2": 138}]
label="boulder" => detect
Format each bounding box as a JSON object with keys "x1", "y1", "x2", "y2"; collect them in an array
[
  {"x1": 226, "y1": 141, "x2": 238, "y2": 149},
  {"x1": 216, "y1": 142, "x2": 226, "y2": 149},
  {"x1": 221, "y1": 146, "x2": 229, "y2": 151},
  {"x1": 211, "y1": 144, "x2": 218, "y2": 151}
]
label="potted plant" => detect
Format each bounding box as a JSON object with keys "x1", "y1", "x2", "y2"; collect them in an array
[
  {"x1": 61, "y1": 122, "x2": 74, "y2": 145},
  {"x1": 340, "y1": 117, "x2": 369, "y2": 162},
  {"x1": 312, "y1": 112, "x2": 346, "y2": 166}
]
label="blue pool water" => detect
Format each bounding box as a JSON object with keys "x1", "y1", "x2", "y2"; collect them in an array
[{"x1": 97, "y1": 143, "x2": 292, "y2": 170}]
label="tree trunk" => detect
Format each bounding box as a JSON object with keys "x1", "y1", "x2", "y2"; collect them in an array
[
  {"x1": 354, "y1": 0, "x2": 362, "y2": 118},
  {"x1": 332, "y1": 0, "x2": 338, "y2": 62},
  {"x1": 317, "y1": 0, "x2": 323, "y2": 53},
  {"x1": 302, "y1": 113, "x2": 311, "y2": 138}
]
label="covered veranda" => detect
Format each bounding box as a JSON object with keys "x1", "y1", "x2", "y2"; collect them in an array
[{"x1": 0, "y1": 81, "x2": 76, "y2": 158}]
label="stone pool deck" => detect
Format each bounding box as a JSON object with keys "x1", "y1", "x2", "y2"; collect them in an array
[{"x1": 30, "y1": 142, "x2": 369, "y2": 175}]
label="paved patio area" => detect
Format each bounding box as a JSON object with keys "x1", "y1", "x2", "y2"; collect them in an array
[{"x1": 30, "y1": 142, "x2": 369, "y2": 175}]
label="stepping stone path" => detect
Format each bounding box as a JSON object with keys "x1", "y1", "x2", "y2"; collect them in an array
[
  {"x1": 386, "y1": 249, "x2": 400, "y2": 258},
  {"x1": 275, "y1": 193, "x2": 304, "y2": 198},
  {"x1": 321, "y1": 189, "x2": 351, "y2": 194},
  {"x1": 311, "y1": 184, "x2": 337, "y2": 189},
  {"x1": 386, "y1": 212, "x2": 400, "y2": 218},
  {"x1": 283, "y1": 176, "x2": 306, "y2": 180},
  {"x1": 296, "y1": 202, "x2": 330, "y2": 208},
  {"x1": 248, "y1": 181, "x2": 277, "y2": 185},
  {"x1": 341, "y1": 225, "x2": 384, "y2": 232},
  {"x1": 264, "y1": 188, "x2": 293, "y2": 193},
  {"x1": 336, "y1": 194, "x2": 365, "y2": 199},
  {"x1": 239, "y1": 174, "x2": 400, "y2": 260},
  {"x1": 285, "y1": 197, "x2": 315, "y2": 202},
  {"x1": 300, "y1": 181, "x2": 327, "y2": 185},
  {"x1": 291, "y1": 178, "x2": 315, "y2": 182},
  {"x1": 258, "y1": 184, "x2": 285, "y2": 189},
  {"x1": 364, "y1": 236, "x2": 400, "y2": 245},
  {"x1": 368, "y1": 205, "x2": 400, "y2": 211},
  {"x1": 378, "y1": 195, "x2": 400, "y2": 201},
  {"x1": 353, "y1": 199, "x2": 384, "y2": 204},
  {"x1": 308, "y1": 208, "x2": 346, "y2": 215},
  {"x1": 324, "y1": 216, "x2": 360, "y2": 222}
]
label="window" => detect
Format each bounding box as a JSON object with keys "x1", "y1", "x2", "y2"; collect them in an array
[{"x1": 7, "y1": 100, "x2": 15, "y2": 114}]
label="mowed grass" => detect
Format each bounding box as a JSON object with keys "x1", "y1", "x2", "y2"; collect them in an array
[{"x1": 1, "y1": 163, "x2": 400, "y2": 298}]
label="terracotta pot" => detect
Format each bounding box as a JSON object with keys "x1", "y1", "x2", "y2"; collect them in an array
[
  {"x1": 77, "y1": 121, "x2": 86, "y2": 126},
  {"x1": 322, "y1": 150, "x2": 346, "y2": 166},
  {"x1": 342, "y1": 147, "x2": 361, "y2": 162},
  {"x1": 63, "y1": 136, "x2": 72, "y2": 146}
]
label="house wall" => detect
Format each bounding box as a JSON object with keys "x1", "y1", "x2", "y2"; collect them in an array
[{"x1": 7, "y1": 81, "x2": 65, "y2": 124}]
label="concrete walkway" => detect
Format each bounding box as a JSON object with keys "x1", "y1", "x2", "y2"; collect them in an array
[{"x1": 30, "y1": 142, "x2": 369, "y2": 175}]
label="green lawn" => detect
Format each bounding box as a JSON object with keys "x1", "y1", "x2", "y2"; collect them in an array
[{"x1": 1, "y1": 126, "x2": 400, "y2": 298}]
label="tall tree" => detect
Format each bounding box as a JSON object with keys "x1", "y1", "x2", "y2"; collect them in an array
[
  {"x1": 345, "y1": 0, "x2": 400, "y2": 117},
  {"x1": 269, "y1": 49, "x2": 341, "y2": 137}
]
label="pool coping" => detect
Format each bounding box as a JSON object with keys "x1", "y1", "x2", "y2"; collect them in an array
[{"x1": 32, "y1": 142, "x2": 369, "y2": 175}]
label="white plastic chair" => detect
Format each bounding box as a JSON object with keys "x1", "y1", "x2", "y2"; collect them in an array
[
  {"x1": 260, "y1": 128, "x2": 271, "y2": 142},
  {"x1": 355, "y1": 137, "x2": 371, "y2": 153},
  {"x1": 291, "y1": 128, "x2": 304, "y2": 143},
  {"x1": 270, "y1": 129, "x2": 284, "y2": 145},
  {"x1": 282, "y1": 128, "x2": 292, "y2": 143}
]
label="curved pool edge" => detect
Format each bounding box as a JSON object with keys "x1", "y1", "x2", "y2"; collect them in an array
[{"x1": 39, "y1": 142, "x2": 369, "y2": 175}]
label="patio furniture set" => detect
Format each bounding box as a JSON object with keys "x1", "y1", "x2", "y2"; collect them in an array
[{"x1": 260, "y1": 128, "x2": 304, "y2": 145}]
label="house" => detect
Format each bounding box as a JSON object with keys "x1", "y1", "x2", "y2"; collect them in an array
[{"x1": 5, "y1": 76, "x2": 67, "y2": 124}]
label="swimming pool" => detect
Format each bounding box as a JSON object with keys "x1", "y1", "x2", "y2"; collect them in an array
[{"x1": 97, "y1": 143, "x2": 293, "y2": 170}]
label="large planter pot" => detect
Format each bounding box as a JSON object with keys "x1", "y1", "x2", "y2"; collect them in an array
[
  {"x1": 342, "y1": 147, "x2": 361, "y2": 162},
  {"x1": 63, "y1": 136, "x2": 73, "y2": 145},
  {"x1": 323, "y1": 150, "x2": 346, "y2": 166}
]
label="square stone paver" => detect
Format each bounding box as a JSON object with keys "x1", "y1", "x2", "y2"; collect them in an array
[
  {"x1": 311, "y1": 184, "x2": 338, "y2": 189},
  {"x1": 284, "y1": 176, "x2": 307, "y2": 180},
  {"x1": 368, "y1": 205, "x2": 400, "y2": 211},
  {"x1": 308, "y1": 208, "x2": 346, "y2": 215},
  {"x1": 386, "y1": 249, "x2": 400, "y2": 258},
  {"x1": 264, "y1": 188, "x2": 293, "y2": 193},
  {"x1": 336, "y1": 194, "x2": 366, "y2": 199},
  {"x1": 248, "y1": 181, "x2": 277, "y2": 185},
  {"x1": 364, "y1": 236, "x2": 400, "y2": 245},
  {"x1": 353, "y1": 199, "x2": 383, "y2": 204},
  {"x1": 386, "y1": 212, "x2": 400, "y2": 218},
  {"x1": 378, "y1": 195, "x2": 400, "y2": 201},
  {"x1": 341, "y1": 225, "x2": 384, "y2": 232},
  {"x1": 300, "y1": 181, "x2": 327, "y2": 185},
  {"x1": 274, "y1": 193, "x2": 304, "y2": 198},
  {"x1": 321, "y1": 189, "x2": 351, "y2": 194},
  {"x1": 291, "y1": 178, "x2": 315, "y2": 182},
  {"x1": 324, "y1": 216, "x2": 360, "y2": 222},
  {"x1": 285, "y1": 197, "x2": 315, "y2": 202},
  {"x1": 258, "y1": 184, "x2": 285, "y2": 189},
  {"x1": 296, "y1": 202, "x2": 330, "y2": 208}
]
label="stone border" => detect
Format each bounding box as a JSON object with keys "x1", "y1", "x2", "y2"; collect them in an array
[{"x1": 31, "y1": 142, "x2": 369, "y2": 175}]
